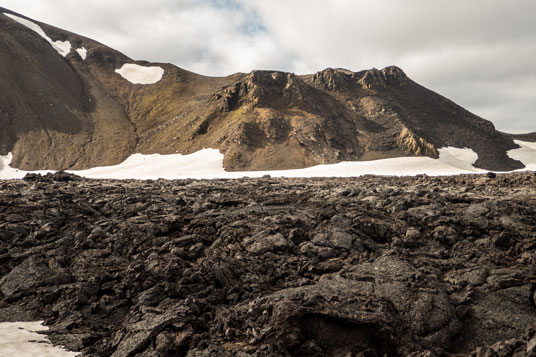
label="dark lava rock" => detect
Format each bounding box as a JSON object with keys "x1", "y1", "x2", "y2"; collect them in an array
[{"x1": 0, "y1": 172, "x2": 535, "y2": 356}]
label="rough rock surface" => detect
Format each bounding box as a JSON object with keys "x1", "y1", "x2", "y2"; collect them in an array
[{"x1": 1, "y1": 171, "x2": 535, "y2": 356}]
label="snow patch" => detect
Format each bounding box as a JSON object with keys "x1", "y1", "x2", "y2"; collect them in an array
[
  {"x1": 115, "y1": 63, "x2": 164, "y2": 84},
  {"x1": 67, "y1": 147, "x2": 483, "y2": 179},
  {"x1": 4, "y1": 13, "x2": 71, "y2": 57},
  {"x1": 70, "y1": 147, "x2": 483, "y2": 179},
  {"x1": 76, "y1": 47, "x2": 87, "y2": 60},
  {"x1": 436, "y1": 146, "x2": 480, "y2": 171},
  {"x1": 0, "y1": 153, "x2": 20, "y2": 179},
  {"x1": 71, "y1": 149, "x2": 226, "y2": 180},
  {"x1": 0, "y1": 152, "x2": 52, "y2": 179},
  {"x1": 507, "y1": 140, "x2": 536, "y2": 171},
  {"x1": 1, "y1": 146, "x2": 524, "y2": 180},
  {"x1": 0, "y1": 321, "x2": 79, "y2": 356}
]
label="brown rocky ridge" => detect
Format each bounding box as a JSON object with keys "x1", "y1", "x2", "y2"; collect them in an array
[{"x1": 0, "y1": 7, "x2": 534, "y2": 173}]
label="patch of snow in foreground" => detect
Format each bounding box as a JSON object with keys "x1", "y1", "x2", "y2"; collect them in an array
[
  {"x1": 115, "y1": 63, "x2": 164, "y2": 84},
  {"x1": 76, "y1": 47, "x2": 87, "y2": 60},
  {"x1": 507, "y1": 140, "x2": 536, "y2": 171},
  {"x1": 4, "y1": 13, "x2": 71, "y2": 57},
  {"x1": 0, "y1": 321, "x2": 79, "y2": 356}
]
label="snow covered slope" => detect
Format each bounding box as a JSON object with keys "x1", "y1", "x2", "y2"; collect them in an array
[{"x1": 4, "y1": 13, "x2": 71, "y2": 57}]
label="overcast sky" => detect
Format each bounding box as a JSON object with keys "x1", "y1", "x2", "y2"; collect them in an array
[{"x1": 3, "y1": 0, "x2": 536, "y2": 133}]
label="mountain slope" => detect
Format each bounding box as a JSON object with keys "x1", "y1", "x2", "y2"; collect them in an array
[
  {"x1": 0, "y1": 8, "x2": 533, "y2": 172},
  {"x1": 0, "y1": 8, "x2": 137, "y2": 170}
]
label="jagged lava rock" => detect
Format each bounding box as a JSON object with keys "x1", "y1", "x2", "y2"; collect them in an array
[{"x1": 0, "y1": 172, "x2": 535, "y2": 356}]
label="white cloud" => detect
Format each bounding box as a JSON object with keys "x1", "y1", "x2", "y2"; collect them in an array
[{"x1": 2, "y1": 0, "x2": 535, "y2": 132}]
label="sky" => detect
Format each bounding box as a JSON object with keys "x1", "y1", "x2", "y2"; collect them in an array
[{"x1": 2, "y1": 0, "x2": 536, "y2": 133}]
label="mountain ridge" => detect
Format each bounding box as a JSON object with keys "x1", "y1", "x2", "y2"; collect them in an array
[{"x1": 0, "y1": 7, "x2": 534, "y2": 172}]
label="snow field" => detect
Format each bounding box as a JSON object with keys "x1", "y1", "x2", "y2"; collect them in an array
[
  {"x1": 1, "y1": 142, "x2": 534, "y2": 180},
  {"x1": 59, "y1": 147, "x2": 492, "y2": 179}
]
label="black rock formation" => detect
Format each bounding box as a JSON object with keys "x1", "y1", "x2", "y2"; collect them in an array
[{"x1": 1, "y1": 172, "x2": 536, "y2": 356}]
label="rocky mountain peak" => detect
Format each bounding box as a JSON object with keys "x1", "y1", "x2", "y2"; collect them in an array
[
  {"x1": 0, "y1": 7, "x2": 533, "y2": 172},
  {"x1": 311, "y1": 66, "x2": 410, "y2": 92},
  {"x1": 381, "y1": 65, "x2": 410, "y2": 86},
  {"x1": 311, "y1": 68, "x2": 353, "y2": 91},
  {"x1": 357, "y1": 66, "x2": 409, "y2": 90},
  {"x1": 213, "y1": 70, "x2": 312, "y2": 112},
  {"x1": 248, "y1": 70, "x2": 291, "y2": 86}
]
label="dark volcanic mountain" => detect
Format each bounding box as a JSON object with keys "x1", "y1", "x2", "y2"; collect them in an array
[{"x1": 0, "y1": 8, "x2": 533, "y2": 172}]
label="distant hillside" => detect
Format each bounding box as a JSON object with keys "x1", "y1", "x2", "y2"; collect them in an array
[{"x1": 0, "y1": 7, "x2": 533, "y2": 171}]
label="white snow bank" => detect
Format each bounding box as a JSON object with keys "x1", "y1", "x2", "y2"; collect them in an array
[
  {"x1": 0, "y1": 153, "x2": 52, "y2": 179},
  {"x1": 0, "y1": 153, "x2": 22, "y2": 179},
  {"x1": 76, "y1": 47, "x2": 87, "y2": 60},
  {"x1": 0, "y1": 321, "x2": 79, "y2": 356},
  {"x1": 0, "y1": 147, "x2": 489, "y2": 180},
  {"x1": 71, "y1": 147, "x2": 484, "y2": 179},
  {"x1": 230, "y1": 147, "x2": 483, "y2": 179},
  {"x1": 115, "y1": 63, "x2": 164, "y2": 84},
  {"x1": 72, "y1": 149, "x2": 227, "y2": 180},
  {"x1": 436, "y1": 146, "x2": 480, "y2": 171},
  {"x1": 70, "y1": 147, "x2": 483, "y2": 179},
  {"x1": 4, "y1": 13, "x2": 71, "y2": 57},
  {"x1": 507, "y1": 140, "x2": 536, "y2": 171}
]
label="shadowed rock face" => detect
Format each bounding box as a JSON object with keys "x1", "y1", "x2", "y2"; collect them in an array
[
  {"x1": 1, "y1": 172, "x2": 536, "y2": 356},
  {"x1": 0, "y1": 7, "x2": 534, "y2": 172}
]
